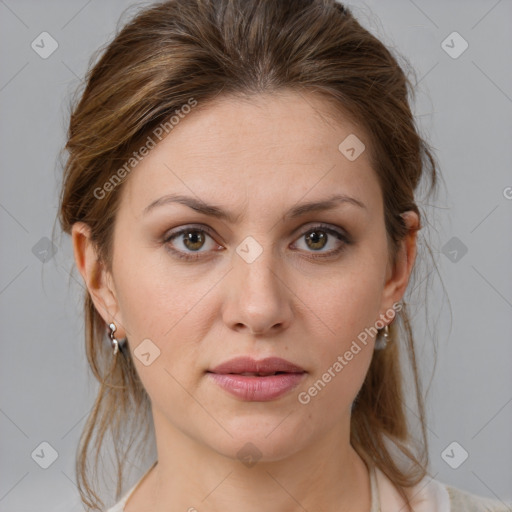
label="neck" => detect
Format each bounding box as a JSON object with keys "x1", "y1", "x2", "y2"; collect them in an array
[{"x1": 136, "y1": 409, "x2": 372, "y2": 512}]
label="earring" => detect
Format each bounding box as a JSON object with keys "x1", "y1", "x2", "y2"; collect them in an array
[
  {"x1": 108, "y1": 322, "x2": 126, "y2": 355},
  {"x1": 374, "y1": 324, "x2": 390, "y2": 351}
]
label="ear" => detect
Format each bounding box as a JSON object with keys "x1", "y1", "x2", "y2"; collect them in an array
[
  {"x1": 377, "y1": 211, "x2": 420, "y2": 321},
  {"x1": 71, "y1": 222, "x2": 127, "y2": 339}
]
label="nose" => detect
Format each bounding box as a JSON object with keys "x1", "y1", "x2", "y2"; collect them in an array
[{"x1": 221, "y1": 243, "x2": 293, "y2": 336}]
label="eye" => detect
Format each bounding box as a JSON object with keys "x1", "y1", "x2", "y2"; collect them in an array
[
  {"x1": 163, "y1": 223, "x2": 351, "y2": 261},
  {"x1": 291, "y1": 224, "x2": 350, "y2": 257},
  {"x1": 163, "y1": 225, "x2": 221, "y2": 260}
]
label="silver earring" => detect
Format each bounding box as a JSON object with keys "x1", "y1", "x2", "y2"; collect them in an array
[
  {"x1": 108, "y1": 322, "x2": 126, "y2": 355},
  {"x1": 374, "y1": 324, "x2": 390, "y2": 351}
]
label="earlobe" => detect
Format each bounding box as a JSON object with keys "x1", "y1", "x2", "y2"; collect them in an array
[{"x1": 71, "y1": 222, "x2": 126, "y2": 337}]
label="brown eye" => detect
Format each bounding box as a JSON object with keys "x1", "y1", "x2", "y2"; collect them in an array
[
  {"x1": 163, "y1": 226, "x2": 221, "y2": 260},
  {"x1": 292, "y1": 224, "x2": 350, "y2": 258},
  {"x1": 304, "y1": 230, "x2": 328, "y2": 251},
  {"x1": 181, "y1": 230, "x2": 206, "y2": 251}
]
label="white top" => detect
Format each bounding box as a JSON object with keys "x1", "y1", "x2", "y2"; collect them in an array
[{"x1": 105, "y1": 460, "x2": 510, "y2": 512}]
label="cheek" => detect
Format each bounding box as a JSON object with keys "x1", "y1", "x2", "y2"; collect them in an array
[
  {"x1": 112, "y1": 246, "x2": 215, "y2": 376},
  {"x1": 112, "y1": 240, "x2": 208, "y2": 338},
  {"x1": 293, "y1": 255, "x2": 385, "y2": 397},
  {"x1": 298, "y1": 262, "x2": 385, "y2": 343}
]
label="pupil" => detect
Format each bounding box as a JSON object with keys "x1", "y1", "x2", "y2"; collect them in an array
[
  {"x1": 307, "y1": 230, "x2": 326, "y2": 250},
  {"x1": 184, "y1": 231, "x2": 204, "y2": 250}
]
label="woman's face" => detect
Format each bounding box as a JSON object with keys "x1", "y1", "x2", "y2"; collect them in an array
[{"x1": 75, "y1": 90, "x2": 417, "y2": 461}]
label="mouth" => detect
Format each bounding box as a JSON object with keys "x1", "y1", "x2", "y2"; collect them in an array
[
  {"x1": 206, "y1": 356, "x2": 306, "y2": 401},
  {"x1": 207, "y1": 356, "x2": 306, "y2": 375},
  {"x1": 207, "y1": 371, "x2": 300, "y2": 377},
  {"x1": 206, "y1": 372, "x2": 306, "y2": 401}
]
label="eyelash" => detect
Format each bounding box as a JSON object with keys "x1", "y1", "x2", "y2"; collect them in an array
[{"x1": 163, "y1": 223, "x2": 351, "y2": 261}]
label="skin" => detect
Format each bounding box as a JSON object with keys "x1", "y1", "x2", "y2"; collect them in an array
[{"x1": 72, "y1": 89, "x2": 419, "y2": 512}]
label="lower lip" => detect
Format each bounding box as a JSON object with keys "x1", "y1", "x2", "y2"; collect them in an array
[{"x1": 207, "y1": 372, "x2": 306, "y2": 401}]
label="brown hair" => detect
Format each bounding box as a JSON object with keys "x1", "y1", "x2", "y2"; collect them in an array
[{"x1": 56, "y1": 0, "x2": 442, "y2": 510}]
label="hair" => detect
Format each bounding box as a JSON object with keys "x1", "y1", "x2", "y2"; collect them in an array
[{"x1": 56, "y1": 0, "x2": 444, "y2": 510}]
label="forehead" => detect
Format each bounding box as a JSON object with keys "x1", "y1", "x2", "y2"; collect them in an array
[{"x1": 120, "y1": 90, "x2": 380, "y2": 218}]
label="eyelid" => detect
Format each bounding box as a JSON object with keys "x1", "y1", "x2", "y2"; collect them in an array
[
  {"x1": 163, "y1": 223, "x2": 218, "y2": 242},
  {"x1": 162, "y1": 224, "x2": 222, "y2": 261},
  {"x1": 291, "y1": 222, "x2": 349, "y2": 240},
  {"x1": 289, "y1": 223, "x2": 350, "y2": 253}
]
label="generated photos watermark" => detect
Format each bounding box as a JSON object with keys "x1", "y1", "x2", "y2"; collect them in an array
[
  {"x1": 297, "y1": 301, "x2": 402, "y2": 405},
  {"x1": 93, "y1": 97, "x2": 198, "y2": 200}
]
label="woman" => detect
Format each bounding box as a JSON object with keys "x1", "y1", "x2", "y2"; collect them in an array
[{"x1": 57, "y1": 0, "x2": 510, "y2": 511}]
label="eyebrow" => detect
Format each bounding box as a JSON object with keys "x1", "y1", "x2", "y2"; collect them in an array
[{"x1": 143, "y1": 193, "x2": 367, "y2": 222}]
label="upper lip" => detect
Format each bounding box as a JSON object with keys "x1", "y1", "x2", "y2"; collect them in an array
[{"x1": 208, "y1": 356, "x2": 305, "y2": 374}]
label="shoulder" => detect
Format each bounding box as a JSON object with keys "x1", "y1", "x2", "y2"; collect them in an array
[
  {"x1": 374, "y1": 465, "x2": 511, "y2": 512},
  {"x1": 445, "y1": 484, "x2": 512, "y2": 512},
  {"x1": 103, "y1": 486, "x2": 133, "y2": 512},
  {"x1": 411, "y1": 475, "x2": 512, "y2": 512},
  {"x1": 104, "y1": 501, "x2": 125, "y2": 512}
]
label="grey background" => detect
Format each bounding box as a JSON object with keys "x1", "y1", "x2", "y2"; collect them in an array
[{"x1": 0, "y1": 0, "x2": 511, "y2": 510}]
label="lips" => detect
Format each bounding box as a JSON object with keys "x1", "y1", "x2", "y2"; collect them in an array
[
  {"x1": 206, "y1": 356, "x2": 306, "y2": 401},
  {"x1": 208, "y1": 356, "x2": 305, "y2": 375}
]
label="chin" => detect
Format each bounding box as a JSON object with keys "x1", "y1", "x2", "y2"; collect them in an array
[{"x1": 202, "y1": 418, "x2": 314, "y2": 464}]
